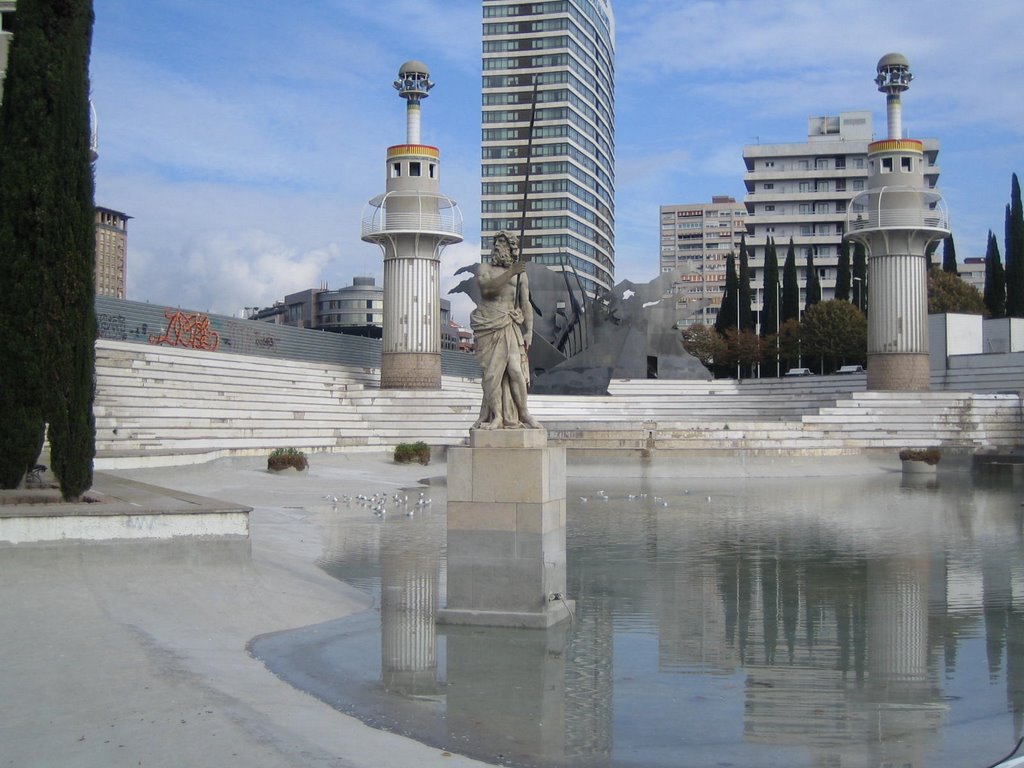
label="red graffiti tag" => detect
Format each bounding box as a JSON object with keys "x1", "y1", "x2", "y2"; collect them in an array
[{"x1": 149, "y1": 309, "x2": 221, "y2": 351}]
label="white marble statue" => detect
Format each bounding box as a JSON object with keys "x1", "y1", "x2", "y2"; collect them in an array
[{"x1": 470, "y1": 232, "x2": 542, "y2": 430}]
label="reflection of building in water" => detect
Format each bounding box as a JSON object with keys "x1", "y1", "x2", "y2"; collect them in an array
[
  {"x1": 657, "y1": 523, "x2": 737, "y2": 673},
  {"x1": 380, "y1": 516, "x2": 441, "y2": 695},
  {"x1": 649, "y1": 522, "x2": 950, "y2": 766}
]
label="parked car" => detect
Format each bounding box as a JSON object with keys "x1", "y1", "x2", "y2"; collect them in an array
[
  {"x1": 784, "y1": 367, "x2": 813, "y2": 377},
  {"x1": 836, "y1": 365, "x2": 865, "y2": 374}
]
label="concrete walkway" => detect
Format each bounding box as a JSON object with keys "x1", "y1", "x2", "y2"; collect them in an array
[{"x1": 0, "y1": 453, "x2": 492, "y2": 768}]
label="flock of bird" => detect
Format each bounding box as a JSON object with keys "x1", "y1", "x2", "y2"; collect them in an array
[
  {"x1": 578, "y1": 490, "x2": 712, "y2": 506},
  {"x1": 322, "y1": 491, "x2": 432, "y2": 518},
  {"x1": 320, "y1": 489, "x2": 708, "y2": 518}
]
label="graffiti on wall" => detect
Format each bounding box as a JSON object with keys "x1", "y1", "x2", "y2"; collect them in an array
[
  {"x1": 221, "y1": 326, "x2": 276, "y2": 354},
  {"x1": 148, "y1": 309, "x2": 221, "y2": 351},
  {"x1": 97, "y1": 313, "x2": 149, "y2": 342}
]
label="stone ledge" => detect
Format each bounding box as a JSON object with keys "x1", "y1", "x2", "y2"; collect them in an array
[
  {"x1": 436, "y1": 600, "x2": 574, "y2": 630},
  {"x1": 0, "y1": 473, "x2": 251, "y2": 544}
]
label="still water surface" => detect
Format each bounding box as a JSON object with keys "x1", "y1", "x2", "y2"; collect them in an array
[{"x1": 251, "y1": 470, "x2": 1024, "y2": 768}]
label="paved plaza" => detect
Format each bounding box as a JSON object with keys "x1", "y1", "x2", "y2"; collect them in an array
[{"x1": 0, "y1": 453, "x2": 492, "y2": 768}]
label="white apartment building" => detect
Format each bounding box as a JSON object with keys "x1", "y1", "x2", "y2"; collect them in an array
[
  {"x1": 481, "y1": 0, "x2": 615, "y2": 296},
  {"x1": 659, "y1": 196, "x2": 746, "y2": 327},
  {"x1": 743, "y1": 111, "x2": 940, "y2": 320}
]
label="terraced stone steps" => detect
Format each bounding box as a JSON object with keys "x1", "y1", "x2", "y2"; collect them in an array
[{"x1": 92, "y1": 340, "x2": 1023, "y2": 468}]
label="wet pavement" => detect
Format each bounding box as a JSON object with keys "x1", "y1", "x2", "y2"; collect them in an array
[{"x1": 0, "y1": 453, "x2": 490, "y2": 768}]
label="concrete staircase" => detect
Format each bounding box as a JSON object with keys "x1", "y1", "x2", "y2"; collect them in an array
[{"x1": 93, "y1": 340, "x2": 1023, "y2": 468}]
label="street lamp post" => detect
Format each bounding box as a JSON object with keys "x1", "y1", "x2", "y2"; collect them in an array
[
  {"x1": 736, "y1": 293, "x2": 740, "y2": 381},
  {"x1": 853, "y1": 276, "x2": 864, "y2": 312}
]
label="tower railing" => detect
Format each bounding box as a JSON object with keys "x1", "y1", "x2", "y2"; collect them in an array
[
  {"x1": 846, "y1": 188, "x2": 949, "y2": 233},
  {"x1": 361, "y1": 191, "x2": 463, "y2": 240}
]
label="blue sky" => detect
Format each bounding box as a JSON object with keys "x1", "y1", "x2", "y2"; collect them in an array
[{"x1": 88, "y1": 0, "x2": 1023, "y2": 323}]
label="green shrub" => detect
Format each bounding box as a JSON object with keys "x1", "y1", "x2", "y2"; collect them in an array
[
  {"x1": 268, "y1": 447, "x2": 309, "y2": 471},
  {"x1": 394, "y1": 442, "x2": 431, "y2": 465},
  {"x1": 899, "y1": 447, "x2": 941, "y2": 465}
]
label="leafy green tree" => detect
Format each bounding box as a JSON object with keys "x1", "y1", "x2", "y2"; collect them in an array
[
  {"x1": 737, "y1": 236, "x2": 754, "y2": 332},
  {"x1": 0, "y1": 0, "x2": 96, "y2": 498},
  {"x1": 942, "y1": 236, "x2": 958, "y2": 275},
  {"x1": 760, "y1": 237, "x2": 779, "y2": 337},
  {"x1": 835, "y1": 239, "x2": 851, "y2": 302},
  {"x1": 781, "y1": 238, "x2": 800, "y2": 323},
  {"x1": 1006, "y1": 174, "x2": 1024, "y2": 317},
  {"x1": 984, "y1": 230, "x2": 1006, "y2": 318},
  {"x1": 715, "y1": 251, "x2": 738, "y2": 335},
  {"x1": 927, "y1": 267, "x2": 986, "y2": 315},
  {"x1": 720, "y1": 328, "x2": 762, "y2": 379},
  {"x1": 852, "y1": 241, "x2": 868, "y2": 313},
  {"x1": 681, "y1": 323, "x2": 726, "y2": 374},
  {"x1": 804, "y1": 250, "x2": 821, "y2": 311},
  {"x1": 800, "y1": 300, "x2": 867, "y2": 373}
]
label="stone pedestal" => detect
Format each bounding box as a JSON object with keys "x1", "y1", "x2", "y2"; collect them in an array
[{"x1": 438, "y1": 429, "x2": 573, "y2": 629}]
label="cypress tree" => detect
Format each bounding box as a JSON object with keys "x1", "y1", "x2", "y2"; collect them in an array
[
  {"x1": 760, "y1": 237, "x2": 780, "y2": 337},
  {"x1": 737, "y1": 236, "x2": 754, "y2": 331},
  {"x1": 835, "y1": 239, "x2": 851, "y2": 302},
  {"x1": 804, "y1": 250, "x2": 822, "y2": 311},
  {"x1": 0, "y1": 0, "x2": 96, "y2": 498},
  {"x1": 984, "y1": 231, "x2": 1006, "y2": 319},
  {"x1": 1006, "y1": 174, "x2": 1024, "y2": 318},
  {"x1": 715, "y1": 252, "x2": 739, "y2": 335},
  {"x1": 781, "y1": 238, "x2": 800, "y2": 323},
  {"x1": 942, "y1": 235, "x2": 958, "y2": 275},
  {"x1": 852, "y1": 241, "x2": 868, "y2": 313}
]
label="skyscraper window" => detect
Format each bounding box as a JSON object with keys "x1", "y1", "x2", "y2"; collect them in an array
[{"x1": 481, "y1": 0, "x2": 615, "y2": 296}]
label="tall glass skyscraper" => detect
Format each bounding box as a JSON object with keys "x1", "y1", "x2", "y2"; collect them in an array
[{"x1": 481, "y1": 0, "x2": 615, "y2": 296}]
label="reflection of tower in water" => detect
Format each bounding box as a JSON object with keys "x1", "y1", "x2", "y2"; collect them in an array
[
  {"x1": 379, "y1": 514, "x2": 442, "y2": 695},
  {"x1": 563, "y1": 596, "x2": 614, "y2": 760},
  {"x1": 862, "y1": 555, "x2": 946, "y2": 768}
]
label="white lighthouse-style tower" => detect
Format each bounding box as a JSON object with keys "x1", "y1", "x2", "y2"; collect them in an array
[
  {"x1": 362, "y1": 60, "x2": 463, "y2": 389},
  {"x1": 846, "y1": 53, "x2": 949, "y2": 391}
]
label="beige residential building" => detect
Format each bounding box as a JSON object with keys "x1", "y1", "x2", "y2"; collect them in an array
[
  {"x1": 743, "y1": 111, "x2": 940, "y2": 320},
  {"x1": 659, "y1": 196, "x2": 746, "y2": 327},
  {"x1": 94, "y1": 207, "x2": 129, "y2": 299}
]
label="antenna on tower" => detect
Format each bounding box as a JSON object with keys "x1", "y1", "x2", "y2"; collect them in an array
[
  {"x1": 875, "y1": 52, "x2": 913, "y2": 140},
  {"x1": 393, "y1": 60, "x2": 433, "y2": 145}
]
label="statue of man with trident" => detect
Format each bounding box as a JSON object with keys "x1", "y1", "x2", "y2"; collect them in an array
[{"x1": 470, "y1": 231, "x2": 543, "y2": 430}]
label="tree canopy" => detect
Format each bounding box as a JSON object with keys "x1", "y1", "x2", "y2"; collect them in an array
[
  {"x1": 800, "y1": 300, "x2": 867, "y2": 373},
  {"x1": 927, "y1": 267, "x2": 986, "y2": 315}
]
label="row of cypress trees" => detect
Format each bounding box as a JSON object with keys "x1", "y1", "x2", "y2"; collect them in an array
[
  {"x1": 714, "y1": 235, "x2": 869, "y2": 338},
  {"x1": 982, "y1": 174, "x2": 1024, "y2": 319},
  {"x1": 0, "y1": 0, "x2": 97, "y2": 499}
]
